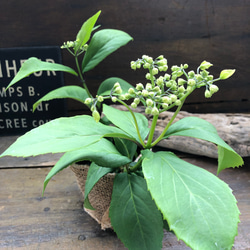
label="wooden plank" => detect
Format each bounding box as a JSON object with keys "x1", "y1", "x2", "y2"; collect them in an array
[
  {"x1": 0, "y1": 136, "x2": 62, "y2": 168},
  {"x1": 0, "y1": 0, "x2": 249, "y2": 113},
  {"x1": 0, "y1": 156, "x2": 249, "y2": 249}
]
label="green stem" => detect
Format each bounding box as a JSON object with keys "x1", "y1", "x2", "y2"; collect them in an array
[
  {"x1": 129, "y1": 157, "x2": 143, "y2": 172},
  {"x1": 117, "y1": 99, "x2": 146, "y2": 148},
  {"x1": 145, "y1": 115, "x2": 158, "y2": 148},
  {"x1": 75, "y1": 55, "x2": 92, "y2": 98},
  {"x1": 151, "y1": 100, "x2": 184, "y2": 147}
]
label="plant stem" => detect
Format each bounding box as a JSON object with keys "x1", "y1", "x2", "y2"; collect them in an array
[
  {"x1": 151, "y1": 100, "x2": 184, "y2": 147},
  {"x1": 117, "y1": 99, "x2": 146, "y2": 148},
  {"x1": 74, "y1": 55, "x2": 92, "y2": 98},
  {"x1": 145, "y1": 115, "x2": 158, "y2": 148},
  {"x1": 129, "y1": 157, "x2": 143, "y2": 172}
]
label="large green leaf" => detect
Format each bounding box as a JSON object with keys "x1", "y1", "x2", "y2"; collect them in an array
[
  {"x1": 142, "y1": 150, "x2": 240, "y2": 250},
  {"x1": 33, "y1": 86, "x2": 89, "y2": 111},
  {"x1": 0, "y1": 115, "x2": 128, "y2": 157},
  {"x1": 110, "y1": 173, "x2": 163, "y2": 250},
  {"x1": 103, "y1": 104, "x2": 149, "y2": 143},
  {"x1": 84, "y1": 162, "x2": 113, "y2": 209},
  {"x1": 81, "y1": 29, "x2": 133, "y2": 73},
  {"x1": 114, "y1": 137, "x2": 138, "y2": 160},
  {"x1": 43, "y1": 139, "x2": 129, "y2": 193},
  {"x1": 7, "y1": 57, "x2": 77, "y2": 89},
  {"x1": 97, "y1": 77, "x2": 134, "y2": 96},
  {"x1": 164, "y1": 117, "x2": 243, "y2": 173},
  {"x1": 74, "y1": 11, "x2": 101, "y2": 52}
]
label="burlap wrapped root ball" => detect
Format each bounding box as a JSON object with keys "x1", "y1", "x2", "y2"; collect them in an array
[{"x1": 70, "y1": 163, "x2": 115, "y2": 230}]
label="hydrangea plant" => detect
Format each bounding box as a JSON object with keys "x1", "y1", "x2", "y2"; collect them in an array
[{"x1": 1, "y1": 11, "x2": 244, "y2": 250}]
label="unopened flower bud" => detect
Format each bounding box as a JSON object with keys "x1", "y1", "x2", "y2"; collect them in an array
[
  {"x1": 97, "y1": 95, "x2": 104, "y2": 102},
  {"x1": 136, "y1": 83, "x2": 144, "y2": 90},
  {"x1": 131, "y1": 102, "x2": 137, "y2": 109},
  {"x1": 130, "y1": 61, "x2": 137, "y2": 70},
  {"x1": 112, "y1": 96, "x2": 117, "y2": 102},
  {"x1": 128, "y1": 88, "x2": 135, "y2": 95},
  {"x1": 188, "y1": 70, "x2": 195, "y2": 77},
  {"x1": 92, "y1": 110, "x2": 100, "y2": 122},
  {"x1": 119, "y1": 95, "x2": 126, "y2": 100},
  {"x1": 170, "y1": 94, "x2": 177, "y2": 102},
  {"x1": 134, "y1": 98, "x2": 140, "y2": 105},
  {"x1": 146, "y1": 83, "x2": 152, "y2": 90},
  {"x1": 145, "y1": 107, "x2": 152, "y2": 115},
  {"x1": 205, "y1": 90, "x2": 212, "y2": 98},
  {"x1": 175, "y1": 100, "x2": 182, "y2": 106},
  {"x1": 84, "y1": 98, "x2": 92, "y2": 105},
  {"x1": 162, "y1": 96, "x2": 171, "y2": 104},
  {"x1": 152, "y1": 68, "x2": 159, "y2": 75},
  {"x1": 142, "y1": 89, "x2": 149, "y2": 97},
  {"x1": 146, "y1": 73, "x2": 151, "y2": 80},
  {"x1": 146, "y1": 99, "x2": 154, "y2": 107},
  {"x1": 125, "y1": 93, "x2": 131, "y2": 100},
  {"x1": 188, "y1": 79, "x2": 196, "y2": 86},
  {"x1": 209, "y1": 84, "x2": 219, "y2": 94},
  {"x1": 178, "y1": 78, "x2": 186, "y2": 85},
  {"x1": 151, "y1": 107, "x2": 159, "y2": 116},
  {"x1": 115, "y1": 86, "x2": 122, "y2": 94},
  {"x1": 162, "y1": 103, "x2": 169, "y2": 109},
  {"x1": 178, "y1": 86, "x2": 185, "y2": 93}
]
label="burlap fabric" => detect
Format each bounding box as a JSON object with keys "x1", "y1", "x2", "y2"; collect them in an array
[{"x1": 70, "y1": 163, "x2": 115, "y2": 230}]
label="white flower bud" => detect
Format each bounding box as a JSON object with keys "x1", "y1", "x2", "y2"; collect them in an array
[
  {"x1": 92, "y1": 110, "x2": 100, "y2": 122},
  {"x1": 152, "y1": 68, "x2": 159, "y2": 75},
  {"x1": 131, "y1": 102, "x2": 137, "y2": 109},
  {"x1": 136, "y1": 83, "x2": 144, "y2": 90},
  {"x1": 146, "y1": 99, "x2": 154, "y2": 107},
  {"x1": 128, "y1": 88, "x2": 135, "y2": 95},
  {"x1": 170, "y1": 94, "x2": 177, "y2": 102},
  {"x1": 175, "y1": 100, "x2": 182, "y2": 106},
  {"x1": 209, "y1": 84, "x2": 219, "y2": 94},
  {"x1": 84, "y1": 98, "x2": 92, "y2": 105},
  {"x1": 112, "y1": 96, "x2": 117, "y2": 102},
  {"x1": 188, "y1": 79, "x2": 196, "y2": 86},
  {"x1": 205, "y1": 90, "x2": 212, "y2": 98},
  {"x1": 151, "y1": 107, "x2": 159, "y2": 116},
  {"x1": 142, "y1": 89, "x2": 149, "y2": 97}
]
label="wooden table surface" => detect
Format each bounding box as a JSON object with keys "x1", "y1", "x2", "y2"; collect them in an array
[{"x1": 0, "y1": 136, "x2": 249, "y2": 249}]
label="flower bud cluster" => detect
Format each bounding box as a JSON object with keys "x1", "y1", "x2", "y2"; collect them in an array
[
  {"x1": 61, "y1": 40, "x2": 88, "y2": 53},
  {"x1": 127, "y1": 56, "x2": 221, "y2": 114}
]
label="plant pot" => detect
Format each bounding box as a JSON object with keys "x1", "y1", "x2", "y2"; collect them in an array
[{"x1": 70, "y1": 163, "x2": 115, "y2": 230}]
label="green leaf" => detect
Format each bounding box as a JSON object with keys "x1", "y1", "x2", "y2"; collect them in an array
[
  {"x1": 75, "y1": 11, "x2": 101, "y2": 52},
  {"x1": 33, "y1": 86, "x2": 89, "y2": 111},
  {"x1": 97, "y1": 77, "x2": 134, "y2": 96},
  {"x1": 7, "y1": 57, "x2": 77, "y2": 89},
  {"x1": 43, "y1": 138, "x2": 129, "y2": 193},
  {"x1": 84, "y1": 162, "x2": 113, "y2": 209},
  {"x1": 142, "y1": 150, "x2": 240, "y2": 250},
  {"x1": 219, "y1": 69, "x2": 235, "y2": 80},
  {"x1": 103, "y1": 104, "x2": 149, "y2": 143},
  {"x1": 0, "y1": 115, "x2": 128, "y2": 157},
  {"x1": 199, "y1": 60, "x2": 213, "y2": 70},
  {"x1": 110, "y1": 173, "x2": 163, "y2": 250},
  {"x1": 82, "y1": 29, "x2": 133, "y2": 73},
  {"x1": 164, "y1": 117, "x2": 243, "y2": 173},
  {"x1": 114, "y1": 137, "x2": 137, "y2": 160}
]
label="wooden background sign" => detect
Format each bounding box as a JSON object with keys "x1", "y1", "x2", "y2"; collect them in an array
[{"x1": 0, "y1": 46, "x2": 67, "y2": 135}]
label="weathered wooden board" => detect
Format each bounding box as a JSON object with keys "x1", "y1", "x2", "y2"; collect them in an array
[
  {"x1": 0, "y1": 0, "x2": 249, "y2": 114},
  {"x1": 0, "y1": 136, "x2": 62, "y2": 168},
  {"x1": 116, "y1": 105, "x2": 250, "y2": 158},
  {"x1": 0, "y1": 156, "x2": 249, "y2": 249}
]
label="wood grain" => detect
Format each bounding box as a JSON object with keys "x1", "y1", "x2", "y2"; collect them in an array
[
  {"x1": 0, "y1": 0, "x2": 249, "y2": 114},
  {"x1": 0, "y1": 156, "x2": 249, "y2": 249}
]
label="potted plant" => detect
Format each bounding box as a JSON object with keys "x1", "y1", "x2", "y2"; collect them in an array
[{"x1": 1, "y1": 11, "x2": 244, "y2": 250}]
